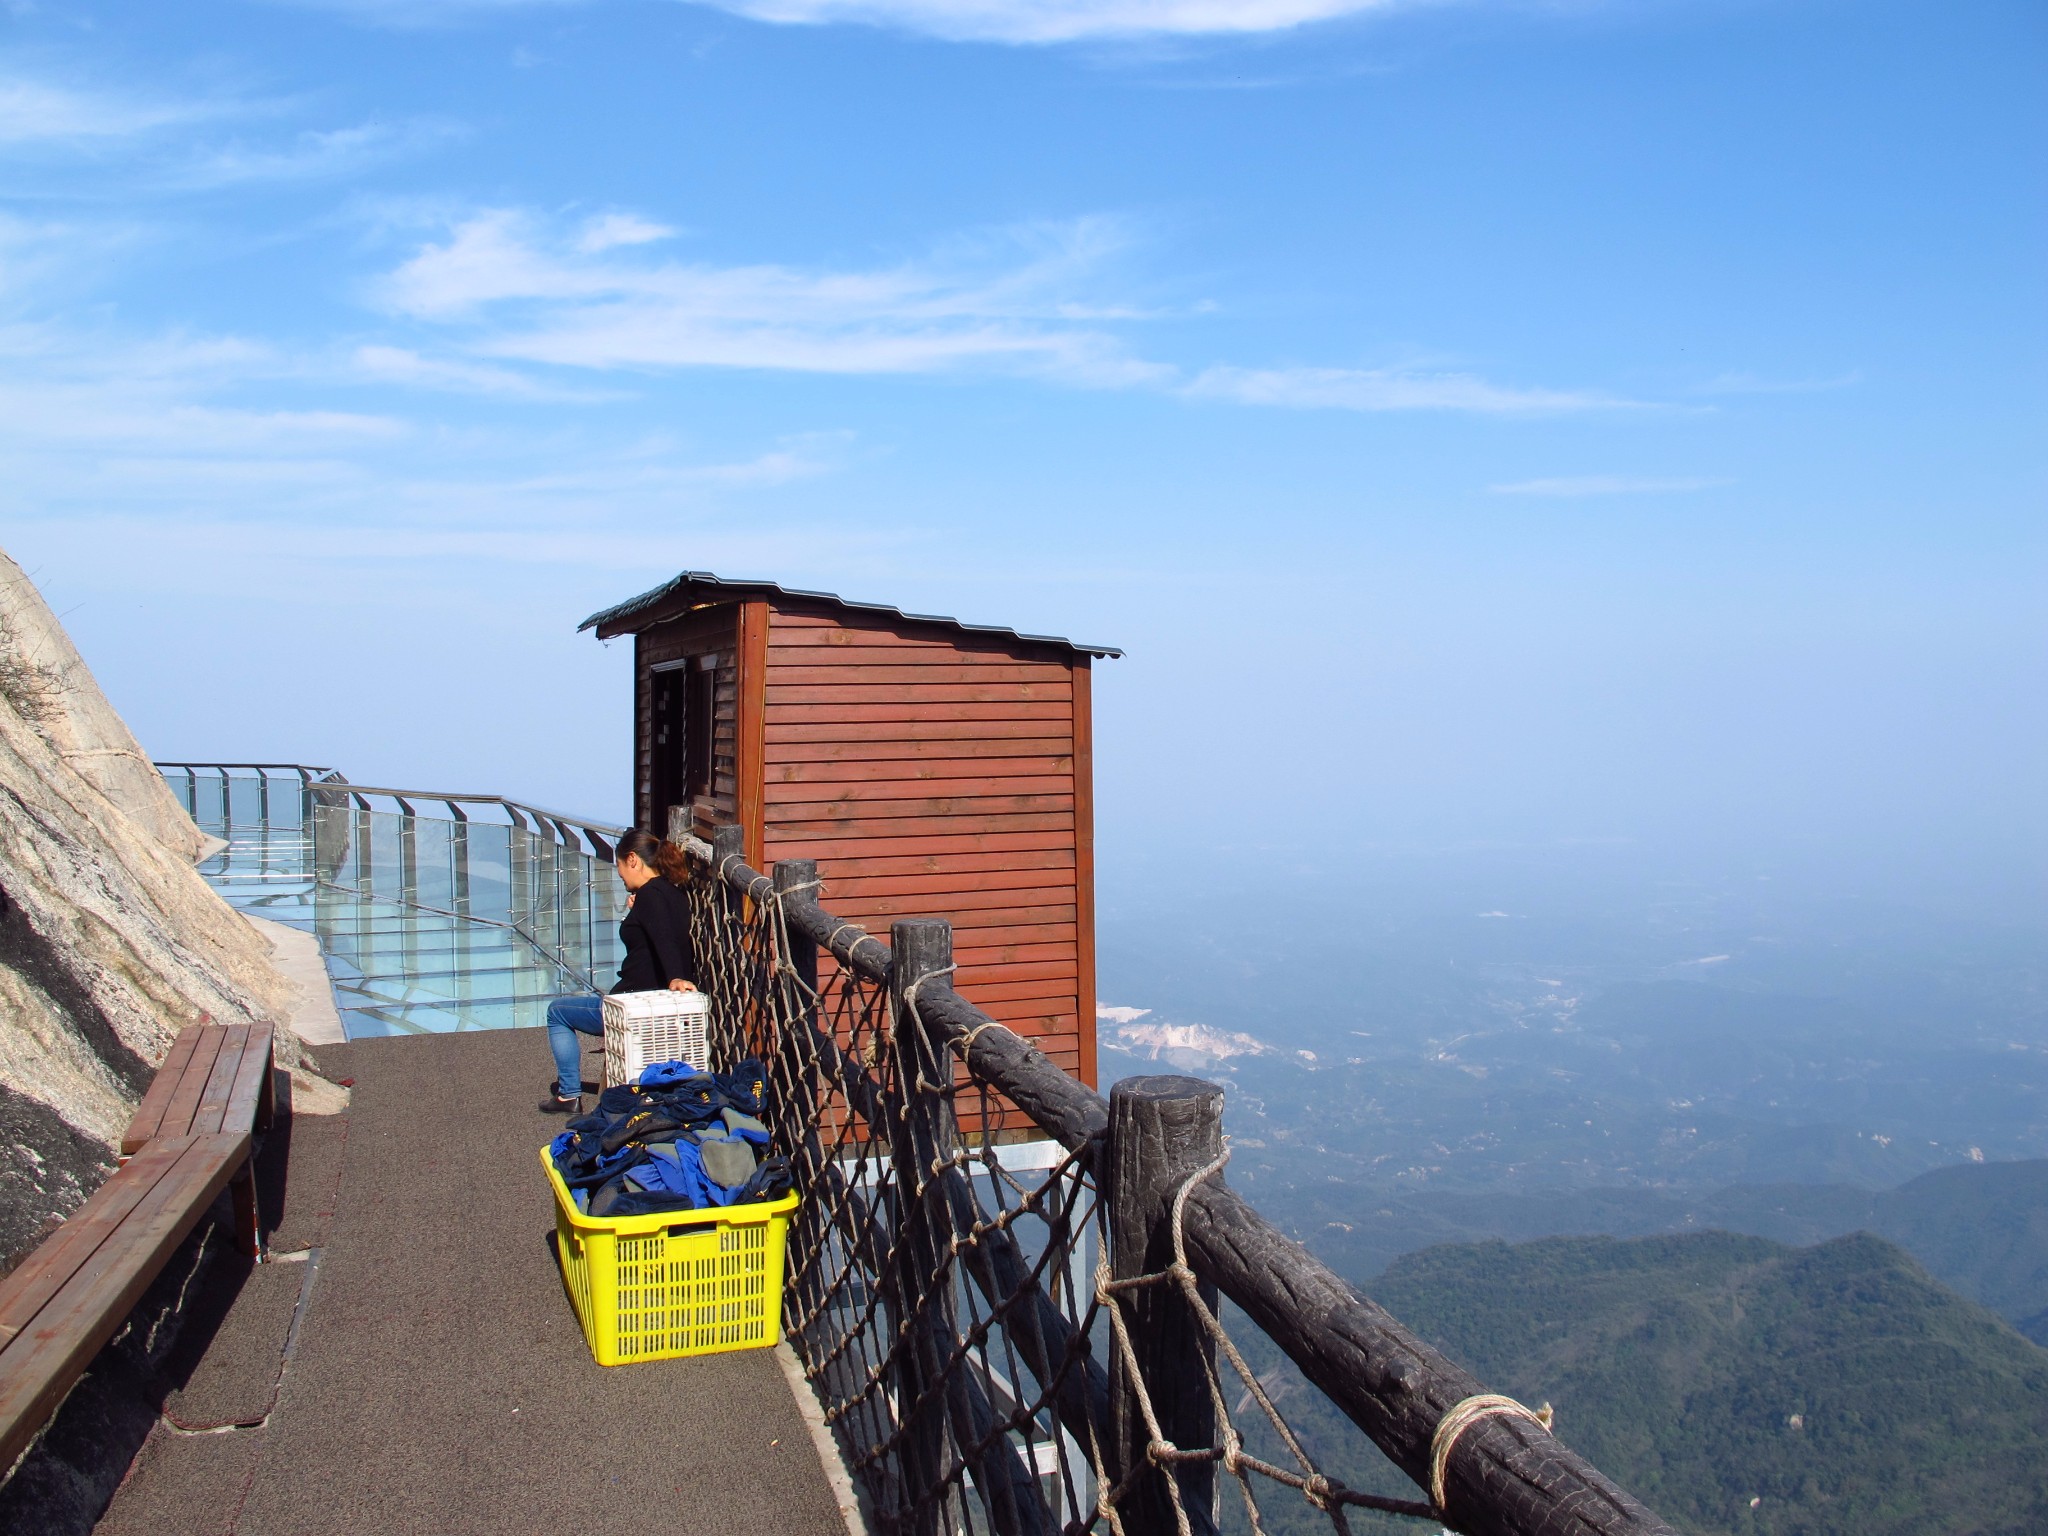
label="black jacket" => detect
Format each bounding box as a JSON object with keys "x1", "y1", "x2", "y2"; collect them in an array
[{"x1": 612, "y1": 877, "x2": 697, "y2": 994}]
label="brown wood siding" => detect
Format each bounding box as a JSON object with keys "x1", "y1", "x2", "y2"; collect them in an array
[
  {"x1": 637, "y1": 606, "x2": 740, "y2": 839},
  {"x1": 736, "y1": 600, "x2": 769, "y2": 868},
  {"x1": 759, "y1": 605, "x2": 1087, "y2": 1131},
  {"x1": 1072, "y1": 658, "x2": 1098, "y2": 1089}
]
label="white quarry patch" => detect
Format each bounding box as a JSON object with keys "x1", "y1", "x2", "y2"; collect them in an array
[{"x1": 1107, "y1": 1019, "x2": 1273, "y2": 1067}]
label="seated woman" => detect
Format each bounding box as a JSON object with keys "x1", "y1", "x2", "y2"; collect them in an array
[{"x1": 541, "y1": 828, "x2": 697, "y2": 1112}]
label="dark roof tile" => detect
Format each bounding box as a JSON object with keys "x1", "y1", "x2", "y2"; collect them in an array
[{"x1": 579, "y1": 571, "x2": 1122, "y2": 659}]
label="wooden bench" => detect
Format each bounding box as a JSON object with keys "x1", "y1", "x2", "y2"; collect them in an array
[
  {"x1": 0, "y1": 1133, "x2": 250, "y2": 1471},
  {"x1": 0, "y1": 1022, "x2": 278, "y2": 1475},
  {"x1": 121, "y1": 1022, "x2": 275, "y2": 1257}
]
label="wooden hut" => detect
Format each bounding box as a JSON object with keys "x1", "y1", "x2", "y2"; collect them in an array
[{"x1": 581, "y1": 572, "x2": 1119, "y2": 1089}]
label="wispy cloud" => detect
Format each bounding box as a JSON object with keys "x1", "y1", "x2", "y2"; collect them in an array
[
  {"x1": 377, "y1": 207, "x2": 1171, "y2": 384},
  {"x1": 371, "y1": 206, "x2": 1634, "y2": 415},
  {"x1": 0, "y1": 309, "x2": 868, "y2": 608},
  {"x1": 1188, "y1": 364, "x2": 1638, "y2": 415},
  {"x1": 690, "y1": 0, "x2": 1412, "y2": 44},
  {"x1": 275, "y1": 0, "x2": 1415, "y2": 44},
  {"x1": 1489, "y1": 475, "x2": 1727, "y2": 497},
  {"x1": 174, "y1": 119, "x2": 462, "y2": 188},
  {"x1": 576, "y1": 212, "x2": 679, "y2": 253},
  {"x1": 349, "y1": 343, "x2": 621, "y2": 399},
  {"x1": 0, "y1": 62, "x2": 457, "y2": 200},
  {"x1": 0, "y1": 71, "x2": 215, "y2": 146}
]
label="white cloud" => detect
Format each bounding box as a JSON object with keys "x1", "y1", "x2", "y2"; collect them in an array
[
  {"x1": 377, "y1": 208, "x2": 1170, "y2": 384},
  {"x1": 0, "y1": 72, "x2": 210, "y2": 146},
  {"x1": 269, "y1": 0, "x2": 1413, "y2": 43},
  {"x1": 373, "y1": 207, "x2": 1628, "y2": 412},
  {"x1": 0, "y1": 313, "x2": 854, "y2": 543},
  {"x1": 174, "y1": 120, "x2": 460, "y2": 188},
  {"x1": 694, "y1": 0, "x2": 1409, "y2": 43},
  {"x1": 1489, "y1": 474, "x2": 1726, "y2": 496},
  {"x1": 350, "y1": 343, "x2": 617, "y2": 399},
  {"x1": 576, "y1": 213, "x2": 678, "y2": 253},
  {"x1": 1187, "y1": 364, "x2": 1635, "y2": 415}
]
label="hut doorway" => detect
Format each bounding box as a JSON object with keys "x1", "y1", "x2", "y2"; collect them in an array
[
  {"x1": 649, "y1": 664, "x2": 686, "y2": 832},
  {"x1": 649, "y1": 656, "x2": 717, "y2": 834}
]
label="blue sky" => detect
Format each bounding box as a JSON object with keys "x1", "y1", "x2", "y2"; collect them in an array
[{"x1": 2, "y1": 0, "x2": 2042, "y2": 905}]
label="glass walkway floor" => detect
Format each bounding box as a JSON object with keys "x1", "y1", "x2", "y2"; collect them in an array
[{"x1": 170, "y1": 766, "x2": 625, "y2": 1040}]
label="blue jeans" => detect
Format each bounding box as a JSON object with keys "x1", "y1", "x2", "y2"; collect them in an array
[{"x1": 547, "y1": 994, "x2": 605, "y2": 1098}]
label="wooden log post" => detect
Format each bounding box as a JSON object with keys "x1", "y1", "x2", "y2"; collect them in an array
[
  {"x1": 770, "y1": 860, "x2": 835, "y2": 1328},
  {"x1": 771, "y1": 859, "x2": 908, "y2": 1528},
  {"x1": 1106, "y1": 1076, "x2": 1225, "y2": 1536},
  {"x1": 888, "y1": 918, "x2": 964, "y2": 1535},
  {"x1": 889, "y1": 921, "x2": 1054, "y2": 1536},
  {"x1": 772, "y1": 857, "x2": 821, "y2": 1011},
  {"x1": 665, "y1": 803, "x2": 694, "y2": 851},
  {"x1": 710, "y1": 822, "x2": 746, "y2": 884}
]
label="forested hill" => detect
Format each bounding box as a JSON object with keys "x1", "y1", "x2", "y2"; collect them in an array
[
  {"x1": 1368, "y1": 1231, "x2": 2048, "y2": 1536},
  {"x1": 1285, "y1": 1158, "x2": 2048, "y2": 1344},
  {"x1": 1223, "y1": 1228, "x2": 2047, "y2": 1536}
]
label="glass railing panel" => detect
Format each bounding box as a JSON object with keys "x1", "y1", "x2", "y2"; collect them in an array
[
  {"x1": 341, "y1": 996, "x2": 555, "y2": 1038},
  {"x1": 168, "y1": 765, "x2": 625, "y2": 1041}
]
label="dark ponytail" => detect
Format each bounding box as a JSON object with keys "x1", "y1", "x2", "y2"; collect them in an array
[{"x1": 615, "y1": 828, "x2": 690, "y2": 885}]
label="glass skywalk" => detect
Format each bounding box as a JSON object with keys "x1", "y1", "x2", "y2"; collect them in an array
[{"x1": 165, "y1": 765, "x2": 626, "y2": 1040}]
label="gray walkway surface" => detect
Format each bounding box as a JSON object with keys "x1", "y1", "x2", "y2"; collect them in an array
[{"x1": 97, "y1": 1029, "x2": 847, "y2": 1536}]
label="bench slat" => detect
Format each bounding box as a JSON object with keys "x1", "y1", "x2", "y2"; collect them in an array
[
  {"x1": 222, "y1": 1023, "x2": 276, "y2": 1136},
  {"x1": 189, "y1": 1023, "x2": 251, "y2": 1137},
  {"x1": 154, "y1": 1028, "x2": 227, "y2": 1142},
  {"x1": 0, "y1": 1140, "x2": 190, "y2": 1347},
  {"x1": 0, "y1": 1132, "x2": 249, "y2": 1472},
  {"x1": 120, "y1": 1027, "x2": 203, "y2": 1156}
]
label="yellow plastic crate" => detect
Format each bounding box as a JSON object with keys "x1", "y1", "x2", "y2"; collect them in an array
[{"x1": 541, "y1": 1145, "x2": 799, "y2": 1366}]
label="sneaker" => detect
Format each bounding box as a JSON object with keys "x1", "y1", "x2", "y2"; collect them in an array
[{"x1": 540, "y1": 1092, "x2": 582, "y2": 1114}]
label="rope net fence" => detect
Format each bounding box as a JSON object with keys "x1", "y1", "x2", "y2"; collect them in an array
[
  {"x1": 686, "y1": 846, "x2": 1108, "y2": 1534},
  {"x1": 678, "y1": 829, "x2": 1672, "y2": 1536}
]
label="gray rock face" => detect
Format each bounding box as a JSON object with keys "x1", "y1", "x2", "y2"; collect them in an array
[{"x1": 0, "y1": 548, "x2": 305, "y2": 1272}]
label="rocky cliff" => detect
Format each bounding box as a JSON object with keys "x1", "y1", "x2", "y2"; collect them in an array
[{"x1": 0, "y1": 550, "x2": 310, "y2": 1271}]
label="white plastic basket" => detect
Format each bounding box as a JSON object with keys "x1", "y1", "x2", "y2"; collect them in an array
[{"x1": 601, "y1": 990, "x2": 711, "y2": 1089}]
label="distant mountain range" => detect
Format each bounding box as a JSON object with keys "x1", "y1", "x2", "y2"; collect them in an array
[
  {"x1": 1221, "y1": 1227, "x2": 2048, "y2": 1536},
  {"x1": 1264, "y1": 1157, "x2": 2048, "y2": 1345}
]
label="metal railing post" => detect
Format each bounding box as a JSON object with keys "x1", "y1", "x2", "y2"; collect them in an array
[
  {"x1": 396, "y1": 796, "x2": 418, "y2": 907},
  {"x1": 353, "y1": 797, "x2": 374, "y2": 895},
  {"x1": 449, "y1": 801, "x2": 470, "y2": 918},
  {"x1": 507, "y1": 806, "x2": 532, "y2": 940}
]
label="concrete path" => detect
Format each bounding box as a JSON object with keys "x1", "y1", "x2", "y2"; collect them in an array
[
  {"x1": 97, "y1": 1029, "x2": 848, "y2": 1536},
  {"x1": 244, "y1": 914, "x2": 346, "y2": 1047}
]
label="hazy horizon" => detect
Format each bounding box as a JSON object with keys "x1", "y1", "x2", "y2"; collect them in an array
[{"x1": 4, "y1": 0, "x2": 2042, "y2": 923}]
